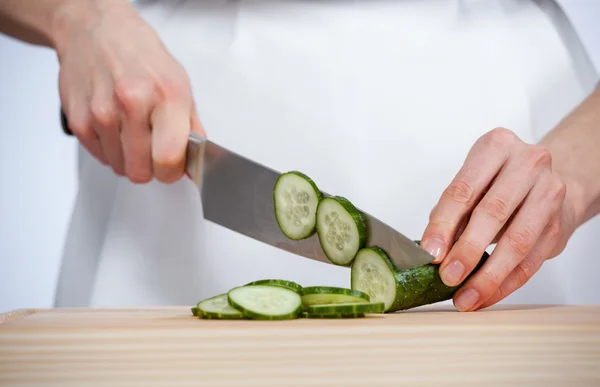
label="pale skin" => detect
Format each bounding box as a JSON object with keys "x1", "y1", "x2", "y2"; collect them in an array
[{"x1": 2, "y1": 0, "x2": 600, "y2": 311}]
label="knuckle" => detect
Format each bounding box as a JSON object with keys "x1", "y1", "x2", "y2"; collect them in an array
[
  {"x1": 90, "y1": 101, "x2": 118, "y2": 128},
  {"x1": 515, "y1": 257, "x2": 535, "y2": 285},
  {"x1": 546, "y1": 178, "x2": 567, "y2": 202},
  {"x1": 458, "y1": 237, "x2": 484, "y2": 255},
  {"x1": 114, "y1": 79, "x2": 153, "y2": 112},
  {"x1": 70, "y1": 116, "x2": 94, "y2": 139},
  {"x1": 158, "y1": 76, "x2": 189, "y2": 100},
  {"x1": 480, "y1": 269, "x2": 502, "y2": 292},
  {"x1": 476, "y1": 194, "x2": 511, "y2": 224},
  {"x1": 483, "y1": 127, "x2": 517, "y2": 149},
  {"x1": 443, "y1": 178, "x2": 475, "y2": 205},
  {"x1": 506, "y1": 228, "x2": 534, "y2": 257},
  {"x1": 527, "y1": 145, "x2": 553, "y2": 169},
  {"x1": 546, "y1": 219, "x2": 564, "y2": 243}
]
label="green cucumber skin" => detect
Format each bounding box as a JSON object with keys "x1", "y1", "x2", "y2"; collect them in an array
[
  {"x1": 302, "y1": 312, "x2": 366, "y2": 319},
  {"x1": 387, "y1": 250, "x2": 490, "y2": 312},
  {"x1": 316, "y1": 196, "x2": 368, "y2": 266},
  {"x1": 329, "y1": 196, "x2": 367, "y2": 250},
  {"x1": 245, "y1": 279, "x2": 303, "y2": 294},
  {"x1": 301, "y1": 286, "x2": 370, "y2": 301},
  {"x1": 307, "y1": 302, "x2": 385, "y2": 315},
  {"x1": 273, "y1": 171, "x2": 323, "y2": 241}
]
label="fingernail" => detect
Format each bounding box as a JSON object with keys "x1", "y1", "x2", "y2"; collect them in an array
[
  {"x1": 422, "y1": 237, "x2": 445, "y2": 261},
  {"x1": 454, "y1": 289, "x2": 480, "y2": 311},
  {"x1": 440, "y1": 260, "x2": 465, "y2": 286}
]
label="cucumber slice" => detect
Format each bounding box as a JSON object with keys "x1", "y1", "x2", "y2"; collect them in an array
[
  {"x1": 191, "y1": 306, "x2": 199, "y2": 316},
  {"x1": 273, "y1": 171, "x2": 323, "y2": 240},
  {"x1": 316, "y1": 196, "x2": 367, "y2": 266},
  {"x1": 228, "y1": 285, "x2": 302, "y2": 320},
  {"x1": 196, "y1": 293, "x2": 245, "y2": 320},
  {"x1": 350, "y1": 247, "x2": 400, "y2": 311},
  {"x1": 306, "y1": 302, "x2": 385, "y2": 315},
  {"x1": 301, "y1": 286, "x2": 370, "y2": 307},
  {"x1": 245, "y1": 279, "x2": 303, "y2": 294},
  {"x1": 302, "y1": 312, "x2": 366, "y2": 319},
  {"x1": 350, "y1": 244, "x2": 490, "y2": 312}
]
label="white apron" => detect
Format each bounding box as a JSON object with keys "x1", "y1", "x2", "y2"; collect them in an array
[{"x1": 54, "y1": 0, "x2": 600, "y2": 308}]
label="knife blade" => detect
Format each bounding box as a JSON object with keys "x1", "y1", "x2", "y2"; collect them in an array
[{"x1": 186, "y1": 132, "x2": 435, "y2": 270}]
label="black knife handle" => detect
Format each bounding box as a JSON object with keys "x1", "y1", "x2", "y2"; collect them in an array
[{"x1": 60, "y1": 109, "x2": 74, "y2": 136}]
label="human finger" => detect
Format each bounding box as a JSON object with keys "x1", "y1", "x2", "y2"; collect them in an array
[
  {"x1": 475, "y1": 217, "x2": 564, "y2": 310},
  {"x1": 421, "y1": 128, "x2": 516, "y2": 262},
  {"x1": 151, "y1": 99, "x2": 192, "y2": 183},
  {"x1": 66, "y1": 104, "x2": 108, "y2": 165},
  {"x1": 451, "y1": 173, "x2": 566, "y2": 312},
  {"x1": 115, "y1": 80, "x2": 155, "y2": 183},
  {"x1": 90, "y1": 86, "x2": 125, "y2": 176},
  {"x1": 438, "y1": 145, "x2": 552, "y2": 288}
]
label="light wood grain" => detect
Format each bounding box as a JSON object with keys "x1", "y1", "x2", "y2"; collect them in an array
[{"x1": 0, "y1": 304, "x2": 599, "y2": 386}]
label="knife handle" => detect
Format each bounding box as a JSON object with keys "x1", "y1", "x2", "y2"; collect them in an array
[{"x1": 60, "y1": 109, "x2": 74, "y2": 136}]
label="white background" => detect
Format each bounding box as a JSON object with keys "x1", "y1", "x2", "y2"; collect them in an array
[{"x1": 1, "y1": 1, "x2": 599, "y2": 314}]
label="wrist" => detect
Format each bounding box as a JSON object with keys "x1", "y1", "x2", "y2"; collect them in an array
[{"x1": 50, "y1": 0, "x2": 132, "y2": 54}]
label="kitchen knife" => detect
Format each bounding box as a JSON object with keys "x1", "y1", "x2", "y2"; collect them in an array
[
  {"x1": 59, "y1": 109, "x2": 435, "y2": 269},
  {"x1": 186, "y1": 132, "x2": 435, "y2": 270}
]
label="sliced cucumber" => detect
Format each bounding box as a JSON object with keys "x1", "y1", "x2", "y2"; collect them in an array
[
  {"x1": 351, "y1": 244, "x2": 490, "y2": 312},
  {"x1": 274, "y1": 171, "x2": 323, "y2": 240},
  {"x1": 196, "y1": 293, "x2": 245, "y2": 320},
  {"x1": 245, "y1": 279, "x2": 303, "y2": 294},
  {"x1": 306, "y1": 302, "x2": 385, "y2": 315},
  {"x1": 228, "y1": 285, "x2": 302, "y2": 320},
  {"x1": 316, "y1": 196, "x2": 367, "y2": 266},
  {"x1": 301, "y1": 286, "x2": 370, "y2": 307},
  {"x1": 350, "y1": 247, "x2": 402, "y2": 311},
  {"x1": 191, "y1": 306, "x2": 199, "y2": 316},
  {"x1": 302, "y1": 312, "x2": 366, "y2": 319}
]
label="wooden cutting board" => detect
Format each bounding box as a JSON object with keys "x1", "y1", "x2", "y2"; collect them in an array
[{"x1": 1, "y1": 304, "x2": 599, "y2": 386}]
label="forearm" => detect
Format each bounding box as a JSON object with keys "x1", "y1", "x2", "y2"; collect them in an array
[
  {"x1": 0, "y1": 0, "x2": 129, "y2": 48},
  {"x1": 540, "y1": 83, "x2": 600, "y2": 227}
]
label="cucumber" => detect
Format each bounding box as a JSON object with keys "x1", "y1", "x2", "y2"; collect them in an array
[
  {"x1": 302, "y1": 312, "x2": 366, "y2": 319},
  {"x1": 316, "y1": 196, "x2": 367, "y2": 266},
  {"x1": 245, "y1": 279, "x2": 303, "y2": 294},
  {"x1": 228, "y1": 285, "x2": 303, "y2": 320},
  {"x1": 350, "y1": 244, "x2": 490, "y2": 312},
  {"x1": 306, "y1": 302, "x2": 385, "y2": 315},
  {"x1": 196, "y1": 293, "x2": 245, "y2": 320},
  {"x1": 274, "y1": 171, "x2": 323, "y2": 240},
  {"x1": 301, "y1": 286, "x2": 370, "y2": 307},
  {"x1": 191, "y1": 306, "x2": 199, "y2": 316}
]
